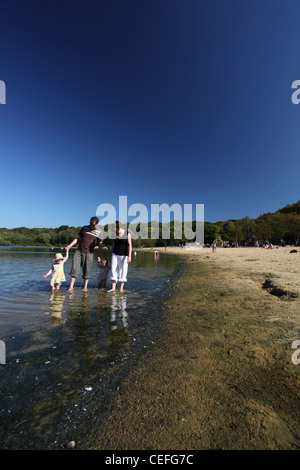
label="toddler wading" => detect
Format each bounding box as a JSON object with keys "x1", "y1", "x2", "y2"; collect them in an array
[
  {"x1": 97, "y1": 258, "x2": 109, "y2": 289},
  {"x1": 43, "y1": 251, "x2": 69, "y2": 290}
]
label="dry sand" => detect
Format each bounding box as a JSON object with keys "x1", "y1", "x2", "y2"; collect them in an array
[{"x1": 89, "y1": 246, "x2": 300, "y2": 450}]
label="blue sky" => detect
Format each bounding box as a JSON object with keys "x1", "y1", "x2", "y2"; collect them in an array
[{"x1": 0, "y1": 0, "x2": 299, "y2": 228}]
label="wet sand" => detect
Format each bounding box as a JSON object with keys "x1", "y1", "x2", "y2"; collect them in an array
[{"x1": 87, "y1": 246, "x2": 300, "y2": 450}]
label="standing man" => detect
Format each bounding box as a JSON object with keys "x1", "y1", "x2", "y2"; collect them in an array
[{"x1": 66, "y1": 216, "x2": 102, "y2": 291}]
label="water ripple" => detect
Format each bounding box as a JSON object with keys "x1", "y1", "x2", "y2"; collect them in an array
[{"x1": 0, "y1": 248, "x2": 182, "y2": 449}]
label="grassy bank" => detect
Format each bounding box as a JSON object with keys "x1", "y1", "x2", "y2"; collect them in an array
[{"x1": 88, "y1": 247, "x2": 300, "y2": 450}]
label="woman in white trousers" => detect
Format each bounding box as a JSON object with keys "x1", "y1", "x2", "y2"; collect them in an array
[{"x1": 108, "y1": 221, "x2": 132, "y2": 292}]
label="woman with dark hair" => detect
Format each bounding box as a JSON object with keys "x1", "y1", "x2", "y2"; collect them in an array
[{"x1": 108, "y1": 221, "x2": 132, "y2": 292}]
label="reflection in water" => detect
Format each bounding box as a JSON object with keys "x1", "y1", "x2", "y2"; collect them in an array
[
  {"x1": 57, "y1": 290, "x2": 131, "y2": 366},
  {"x1": 67, "y1": 290, "x2": 100, "y2": 365},
  {"x1": 48, "y1": 291, "x2": 66, "y2": 325},
  {"x1": 110, "y1": 293, "x2": 128, "y2": 331},
  {"x1": 108, "y1": 293, "x2": 129, "y2": 357},
  {"x1": 0, "y1": 248, "x2": 182, "y2": 449}
]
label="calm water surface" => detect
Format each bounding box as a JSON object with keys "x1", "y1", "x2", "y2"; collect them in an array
[{"x1": 0, "y1": 247, "x2": 182, "y2": 449}]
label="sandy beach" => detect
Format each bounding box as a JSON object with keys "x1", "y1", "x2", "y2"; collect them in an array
[{"x1": 86, "y1": 246, "x2": 300, "y2": 450}]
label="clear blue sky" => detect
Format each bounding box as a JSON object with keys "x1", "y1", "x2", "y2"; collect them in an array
[{"x1": 0, "y1": 0, "x2": 299, "y2": 228}]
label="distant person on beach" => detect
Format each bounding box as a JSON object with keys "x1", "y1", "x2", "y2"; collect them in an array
[
  {"x1": 108, "y1": 221, "x2": 132, "y2": 292},
  {"x1": 212, "y1": 242, "x2": 216, "y2": 253},
  {"x1": 97, "y1": 258, "x2": 109, "y2": 289},
  {"x1": 43, "y1": 251, "x2": 69, "y2": 291},
  {"x1": 66, "y1": 217, "x2": 102, "y2": 292}
]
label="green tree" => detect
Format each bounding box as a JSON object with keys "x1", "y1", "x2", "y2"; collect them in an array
[
  {"x1": 221, "y1": 220, "x2": 237, "y2": 240},
  {"x1": 38, "y1": 233, "x2": 51, "y2": 245},
  {"x1": 256, "y1": 218, "x2": 273, "y2": 239},
  {"x1": 284, "y1": 214, "x2": 300, "y2": 243},
  {"x1": 239, "y1": 216, "x2": 257, "y2": 240},
  {"x1": 204, "y1": 222, "x2": 220, "y2": 244}
]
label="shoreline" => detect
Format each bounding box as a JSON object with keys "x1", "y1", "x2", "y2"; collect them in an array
[
  {"x1": 87, "y1": 246, "x2": 300, "y2": 450},
  {"x1": 0, "y1": 249, "x2": 184, "y2": 450},
  {"x1": 41, "y1": 252, "x2": 185, "y2": 450}
]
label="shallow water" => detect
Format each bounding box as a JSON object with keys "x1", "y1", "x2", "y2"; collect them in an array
[{"x1": 0, "y1": 247, "x2": 182, "y2": 449}]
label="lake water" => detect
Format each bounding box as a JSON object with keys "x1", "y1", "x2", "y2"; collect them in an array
[{"x1": 0, "y1": 247, "x2": 183, "y2": 449}]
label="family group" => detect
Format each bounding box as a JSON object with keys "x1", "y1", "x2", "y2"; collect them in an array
[{"x1": 43, "y1": 217, "x2": 132, "y2": 293}]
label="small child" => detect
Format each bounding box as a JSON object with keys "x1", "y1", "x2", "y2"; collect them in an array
[
  {"x1": 43, "y1": 251, "x2": 69, "y2": 291},
  {"x1": 97, "y1": 257, "x2": 109, "y2": 289}
]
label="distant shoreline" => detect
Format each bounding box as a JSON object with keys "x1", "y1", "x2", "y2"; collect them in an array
[{"x1": 1, "y1": 199, "x2": 299, "y2": 248}]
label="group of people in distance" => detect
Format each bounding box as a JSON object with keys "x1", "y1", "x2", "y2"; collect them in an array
[{"x1": 43, "y1": 217, "x2": 132, "y2": 293}]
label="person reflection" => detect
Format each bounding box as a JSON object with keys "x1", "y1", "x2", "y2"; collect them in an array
[
  {"x1": 110, "y1": 294, "x2": 128, "y2": 331},
  {"x1": 67, "y1": 291, "x2": 97, "y2": 363},
  {"x1": 48, "y1": 291, "x2": 66, "y2": 325},
  {"x1": 107, "y1": 293, "x2": 130, "y2": 358}
]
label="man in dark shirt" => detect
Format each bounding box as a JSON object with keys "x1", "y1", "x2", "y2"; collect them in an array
[{"x1": 66, "y1": 217, "x2": 102, "y2": 291}]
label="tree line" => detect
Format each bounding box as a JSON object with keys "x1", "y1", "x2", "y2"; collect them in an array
[
  {"x1": 0, "y1": 201, "x2": 299, "y2": 248},
  {"x1": 205, "y1": 201, "x2": 300, "y2": 246}
]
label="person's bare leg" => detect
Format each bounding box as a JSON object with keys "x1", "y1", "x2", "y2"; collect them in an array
[
  {"x1": 83, "y1": 279, "x2": 89, "y2": 291},
  {"x1": 68, "y1": 277, "x2": 76, "y2": 292},
  {"x1": 119, "y1": 282, "x2": 125, "y2": 292},
  {"x1": 107, "y1": 281, "x2": 116, "y2": 292}
]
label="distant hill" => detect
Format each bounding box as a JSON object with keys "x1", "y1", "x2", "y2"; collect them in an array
[
  {"x1": 275, "y1": 201, "x2": 300, "y2": 215},
  {"x1": 217, "y1": 201, "x2": 300, "y2": 245},
  {"x1": 0, "y1": 201, "x2": 299, "y2": 247}
]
